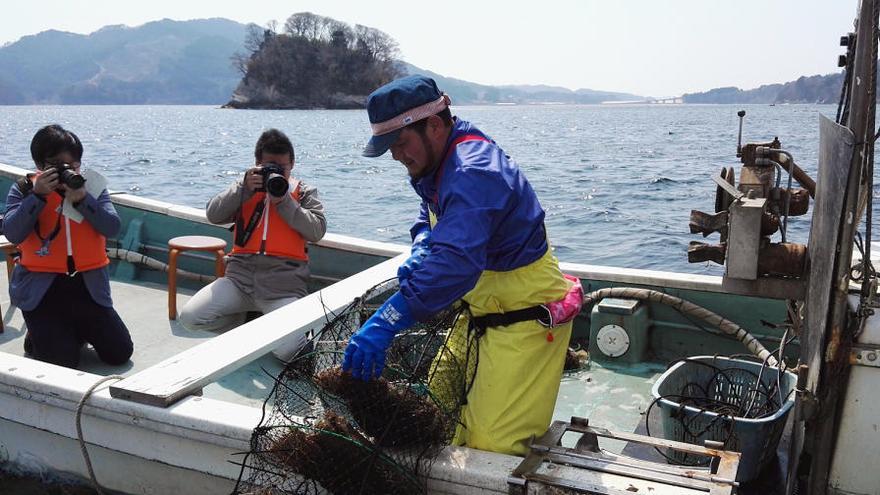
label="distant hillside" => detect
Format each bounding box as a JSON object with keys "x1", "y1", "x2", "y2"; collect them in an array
[
  {"x1": 398, "y1": 63, "x2": 640, "y2": 105},
  {"x1": 683, "y1": 72, "x2": 844, "y2": 104},
  {"x1": 0, "y1": 18, "x2": 249, "y2": 104},
  {"x1": 0, "y1": 18, "x2": 640, "y2": 107}
]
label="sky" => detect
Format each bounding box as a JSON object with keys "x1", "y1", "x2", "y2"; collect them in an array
[{"x1": 0, "y1": 0, "x2": 858, "y2": 97}]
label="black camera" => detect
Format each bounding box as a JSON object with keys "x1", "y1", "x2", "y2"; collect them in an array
[
  {"x1": 256, "y1": 163, "x2": 289, "y2": 197},
  {"x1": 52, "y1": 164, "x2": 86, "y2": 189}
]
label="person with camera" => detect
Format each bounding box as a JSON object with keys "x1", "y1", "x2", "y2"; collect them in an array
[
  {"x1": 4, "y1": 124, "x2": 133, "y2": 369},
  {"x1": 178, "y1": 129, "x2": 326, "y2": 362}
]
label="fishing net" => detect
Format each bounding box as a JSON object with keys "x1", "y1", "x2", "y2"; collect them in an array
[{"x1": 233, "y1": 280, "x2": 475, "y2": 495}]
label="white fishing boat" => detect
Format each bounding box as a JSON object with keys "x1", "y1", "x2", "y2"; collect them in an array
[{"x1": 1, "y1": 1, "x2": 879, "y2": 494}]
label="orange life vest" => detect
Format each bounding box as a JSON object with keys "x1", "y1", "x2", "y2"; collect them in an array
[
  {"x1": 231, "y1": 181, "x2": 308, "y2": 261},
  {"x1": 18, "y1": 190, "x2": 109, "y2": 274}
]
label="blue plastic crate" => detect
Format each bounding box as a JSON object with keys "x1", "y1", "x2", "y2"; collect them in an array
[{"x1": 650, "y1": 355, "x2": 796, "y2": 482}]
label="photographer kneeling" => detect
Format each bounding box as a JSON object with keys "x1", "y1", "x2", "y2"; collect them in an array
[
  {"x1": 5, "y1": 124, "x2": 133, "y2": 369},
  {"x1": 178, "y1": 129, "x2": 326, "y2": 362}
]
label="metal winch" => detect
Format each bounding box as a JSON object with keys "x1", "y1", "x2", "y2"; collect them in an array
[{"x1": 688, "y1": 111, "x2": 813, "y2": 291}]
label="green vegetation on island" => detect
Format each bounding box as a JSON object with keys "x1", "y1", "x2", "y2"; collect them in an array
[{"x1": 223, "y1": 13, "x2": 402, "y2": 109}]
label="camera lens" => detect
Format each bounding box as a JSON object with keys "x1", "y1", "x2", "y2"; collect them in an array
[
  {"x1": 266, "y1": 174, "x2": 289, "y2": 197},
  {"x1": 59, "y1": 167, "x2": 85, "y2": 189}
]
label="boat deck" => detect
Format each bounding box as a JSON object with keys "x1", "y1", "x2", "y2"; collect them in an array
[
  {"x1": 0, "y1": 263, "x2": 792, "y2": 493},
  {"x1": 555, "y1": 362, "x2": 665, "y2": 452},
  {"x1": 0, "y1": 267, "x2": 283, "y2": 408},
  {"x1": 0, "y1": 265, "x2": 662, "y2": 442}
]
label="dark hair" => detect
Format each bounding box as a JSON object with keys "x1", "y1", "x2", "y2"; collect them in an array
[
  {"x1": 30, "y1": 125, "x2": 84, "y2": 167},
  {"x1": 408, "y1": 107, "x2": 453, "y2": 136},
  {"x1": 254, "y1": 129, "x2": 295, "y2": 163}
]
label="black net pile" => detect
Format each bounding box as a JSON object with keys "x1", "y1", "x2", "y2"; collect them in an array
[{"x1": 234, "y1": 281, "x2": 475, "y2": 495}]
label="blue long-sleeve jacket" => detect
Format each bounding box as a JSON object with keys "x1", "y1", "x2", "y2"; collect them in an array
[
  {"x1": 399, "y1": 118, "x2": 548, "y2": 321},
  {"x1": 5, "y1": 181, "x2": 120, "y2": 310}
]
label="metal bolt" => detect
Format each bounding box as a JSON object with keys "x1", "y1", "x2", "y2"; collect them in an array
[{"x1": 868, "y1": 352, "x2": 877, "y2": 362}]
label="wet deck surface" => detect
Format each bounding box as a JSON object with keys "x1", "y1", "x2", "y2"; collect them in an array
[
  {"x1": 0, "y1": 265, "x2": 283, "y2": 408},
  {"x1": 554, "y1": 360, "x2": 666, "y2": 453}
]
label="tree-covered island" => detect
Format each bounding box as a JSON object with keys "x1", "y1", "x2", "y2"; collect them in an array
[{"x1": 224, "y1": 13, "x2": 403, "y2": 109}]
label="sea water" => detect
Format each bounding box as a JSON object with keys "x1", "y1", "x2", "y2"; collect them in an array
[{"x1": 0, "y1": 104, "x2": 849, "y2": 275}]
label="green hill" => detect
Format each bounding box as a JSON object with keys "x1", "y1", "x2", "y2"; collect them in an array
[
  {"x1": 0, "y1": 18, "x2": 249, "y2": 104},
  {"x1": 683, "y1": 73, "x2": 845, "y2": 104}
]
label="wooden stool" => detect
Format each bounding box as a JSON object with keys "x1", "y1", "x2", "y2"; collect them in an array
[
  {"x1": 0, "y1": 235, "x2": 17, "y2": 333},
  {"x1": 168, "y1": 235, "x2": 226, "y2": 320}
]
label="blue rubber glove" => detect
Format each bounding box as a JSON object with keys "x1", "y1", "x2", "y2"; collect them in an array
[
  {"x1": 397, "y1": 227, "x2": 431, "y2": 281},
  {"x1": 343, "y1": 291, "x2": 415, "y2": 380}
]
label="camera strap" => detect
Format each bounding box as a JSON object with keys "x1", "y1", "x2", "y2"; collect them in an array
[
  {"x1": 234, "y1": 198, "x2": 266, "y2": 247},
  {"x1": 33, "y1": 209, "x2": 64, "y2": 257}
]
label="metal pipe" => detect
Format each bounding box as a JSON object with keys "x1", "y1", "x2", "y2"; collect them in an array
[
  {"x1": 756, "y1": 147, "x2": 816, "y2": 198},
  {"x1": 736, "y1": 110, "x2": 746, "y2": 157},
  {"x1": 756, "y1": 157, "x2": 793, "y2": 243}
]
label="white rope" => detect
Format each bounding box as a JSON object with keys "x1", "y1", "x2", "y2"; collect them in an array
[
  {"x1": 75, "y1": 374, "x2": 124, "y2": 495},
  {"x1": 106, "y1": 247, "x2": 215, "y2": 283}
]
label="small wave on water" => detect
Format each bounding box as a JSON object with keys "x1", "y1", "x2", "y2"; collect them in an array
[{"x1": 649, "y1": 176, "x2": 676, "y2": 184}]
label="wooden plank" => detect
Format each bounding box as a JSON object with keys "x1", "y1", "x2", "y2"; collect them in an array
[{"x1": 110, "y1": 253, "x2": 407, "y2": 407}]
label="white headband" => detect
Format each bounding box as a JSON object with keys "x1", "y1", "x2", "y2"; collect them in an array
[{"x1": 370, "y1": 94, "x2": 452, "y2": 136}]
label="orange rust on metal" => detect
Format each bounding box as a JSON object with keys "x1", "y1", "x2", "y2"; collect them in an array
[
  {"x1": 825, "y1": 325, "x2": 842, "y2": 363},
  {"x1": 774, "y1": 153, "x2": 817, "y2": 198},
  {"x1": 689, "y1": 210, "x2": 728, "y2": 237},
  {"x1": 739, "y1": 165, "x2": 775, "y2": 198},
  {"x1": 739, "y1": 139, "x2": 781, "y2": 167},
  {"x1": 768, "y1": 187, "x2": 810, "y2": 216},
  {"x1": 688, "y1": 241, "x2": 725, "y2": 265},
  {"x1": 758, "y1": 242, "x2": 807, "y2": 277},
  {"x1": 761, "y1": 213, "x2": 780, "y2": 236}
]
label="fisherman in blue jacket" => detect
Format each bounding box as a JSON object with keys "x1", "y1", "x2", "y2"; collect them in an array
[{"x1": 343, "y1": 75, "x2": 579, "y2": 455}]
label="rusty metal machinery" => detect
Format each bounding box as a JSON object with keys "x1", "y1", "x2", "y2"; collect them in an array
[{"x1": 688, "y1": 111, "x2": 813, "y2": 286}]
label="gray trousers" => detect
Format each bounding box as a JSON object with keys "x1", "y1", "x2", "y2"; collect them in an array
[{"x1": 178, "y1": 277, "x2": 307, "y2": 362}]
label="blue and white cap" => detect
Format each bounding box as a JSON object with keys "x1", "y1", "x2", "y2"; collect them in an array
[{"x1": 362, "y1": 75, "x2": 451, "y2": 157}]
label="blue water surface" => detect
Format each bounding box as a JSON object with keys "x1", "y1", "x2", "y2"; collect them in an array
[{"x1": 0, "y1": 104, "x2": 845, "y2": 274}]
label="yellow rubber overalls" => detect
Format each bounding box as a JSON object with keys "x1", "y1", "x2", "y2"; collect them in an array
[{"x1": 427, "y1": 210, "x2": 573, "y2": 456}]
